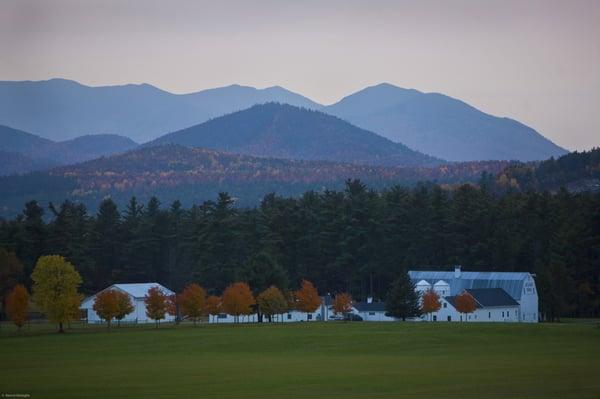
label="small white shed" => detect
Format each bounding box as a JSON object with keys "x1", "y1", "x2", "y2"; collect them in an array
[{"x1": 81, "y1": 282, "x2": 176, "y2": 324}]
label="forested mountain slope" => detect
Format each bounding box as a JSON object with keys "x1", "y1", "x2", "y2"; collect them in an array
[
  {"x1": 149, "y1": 103, "x2": 441, "y2": 167},
  {"x1": 497, "y1": 147, "x2": 600, "y2": 192},
  {"x1": 0, "y1": 144, "x2": 508, "y2": 217},
  {"x1": 0, "y1": 124, "x2": 138, "y2": 175},
  {"x1": 325, "y1": 83, "x2": 568, "y2": 162}
]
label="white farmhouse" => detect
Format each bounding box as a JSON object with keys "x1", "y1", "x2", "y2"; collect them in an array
[
  {"x1": 409, "y1": 266, "x2": 539, "y2": 323},
  {"x1": 352, "y1": 297, "x2": 396, "y2": 321},
  {"x1": 81, "y1": 283, "x2": 176, "y2": 324}
]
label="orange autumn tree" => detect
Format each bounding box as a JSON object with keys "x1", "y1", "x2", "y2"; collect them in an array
[
  {"x1": 333, "y1": 292, "x2": 353, "y2": 317},
  {"x1": 6, "y1": 284, "x2": 29, "y2": 330},
  {"x1": 295, "y1": 280, "x2": 321, "y2": 321},
  {"x1": 222, "y1": 282, "x2": 255, "y2": 323},
  {"x1": 166, "y1": 294, "x2": 179, "y2": 322},
  {"x1": 454, "y1": 291, "x2": 477, "y2": 322},
  {"x1": 421, "y1": 289, "x2": 441, "y2": 321},
  {"x1": 144, "y1": 286, "x2": 168, "y2": 327},
  {"x1": 205, "y1": 295, "x2": 222, "y2": 323},
  {"x1": 256, "y1": 286, "x2": 288, "y2": 322},
  {"x1": 179, "y1": 283, "x2": 207, "y2": 325},
  {"x1": 114, "y1": 290, "x2": 134, "y2": 327},
  {"x1": 93, "y1": 289, "x2": 120, "y2": 329}
]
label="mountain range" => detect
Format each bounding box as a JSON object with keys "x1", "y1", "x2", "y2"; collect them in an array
[
  {"x1": 0, "y1": 78, "x2": 567, "y2": 162},
  {"x1": 0, "y1": 124, "x2": 138, "y2": 175},
  {"x1": 149, "y1": 103, "x2": 440, "y2": 167},
  {"x1": 0, "y1": 79, "x2": 319, "y2": 143}
]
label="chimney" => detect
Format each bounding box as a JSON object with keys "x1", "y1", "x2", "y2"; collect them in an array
[
  {"x1": 367, "y1": 296, "x2": 373, "y2": 304},
  {"x1": 454, "y1": 265, "x2": 462, "y2": 278}
]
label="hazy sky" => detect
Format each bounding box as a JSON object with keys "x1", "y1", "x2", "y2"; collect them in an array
[{"x1": 1, "y1": 0, "x2": 599, "y2": 151}]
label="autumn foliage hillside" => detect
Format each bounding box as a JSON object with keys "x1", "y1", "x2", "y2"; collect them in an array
[{"x1": 0, "y1": 144, "x2": 511, "y2": 217}]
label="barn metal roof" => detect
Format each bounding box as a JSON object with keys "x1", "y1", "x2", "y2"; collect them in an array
[
  {"x1": 112, "y1": 283, "x2": 174, "y2": 298},
  {"x1": 466, "y1": 288, "x2": 519, "y2": 307},
  {"x1": 353, "y1": 302, "x2": 386, "y2": 312},
  {"x1": 408, "y1": 270, "x2": 530, "y2": 300}
]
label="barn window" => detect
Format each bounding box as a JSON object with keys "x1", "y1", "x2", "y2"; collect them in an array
[
  {"x1": 308, "y1": 314, "x2": 312, "y2": 320},
  {"x1": 488, "y1": 312, "x2": 491, "y2": 319},
  {"x1": 502, "y1": 311, "x2": 505, "y2": 317},
  {"x1": 369, "y1": 312, "x2": 376, "y2": 315},
  {"x1": 507, "y1": 311, "x2": 510, "y2": 317},
  {"x1": 443, "y1": 303, "x2": 447, "y2": 308},
  {"x1": 287, "y1": 314, "x2": 291, "y2": 320}
]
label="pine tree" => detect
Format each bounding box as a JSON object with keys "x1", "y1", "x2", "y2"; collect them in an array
[{"x1": 385, "y1": 272, "x2": 420, "y2": 321}]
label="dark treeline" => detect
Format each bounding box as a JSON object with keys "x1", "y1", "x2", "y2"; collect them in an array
[{"x1": 1, "y1": 179, "x2": 599, "y2": 320}]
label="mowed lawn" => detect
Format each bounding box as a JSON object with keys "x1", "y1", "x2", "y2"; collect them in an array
[{"x1": 1, "y1": 321, "x2": 599, "y2": 399}]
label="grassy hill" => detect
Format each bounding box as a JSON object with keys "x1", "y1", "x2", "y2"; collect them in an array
[{"x1": 1, "y1": 321, "x2": 599, "y2": 398}]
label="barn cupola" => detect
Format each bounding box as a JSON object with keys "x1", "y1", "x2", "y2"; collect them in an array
[
  {"x1": 454, "y1": 265, "x2": 462, "y2": 278},
  {"x1": 415, "y1": 279, "x2": 431, "y2": 293},
  {"x1": 433, "y1": 280, "x2": 450, "y2": 297}
]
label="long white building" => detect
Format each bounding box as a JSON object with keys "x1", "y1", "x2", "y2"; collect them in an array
[
  {"x1": 409, "y1": 266, "x2": 539, "y2": 323},
  {"x1": 81, "y1": 283, "x2": 176, "y2": 324}
]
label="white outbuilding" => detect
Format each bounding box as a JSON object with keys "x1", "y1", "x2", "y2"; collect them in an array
[
  {"x1": 81, "y1": 282, "x2": 176, "y2": 324},
  {"x1": 352, "y1": 297, "x2": 396, "y2": 321}
]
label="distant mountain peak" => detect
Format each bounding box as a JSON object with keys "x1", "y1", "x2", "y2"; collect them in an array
[
  {"x1": 149, "y1": 102, "x2": 440, "y2": 167},
  {"x1": 326, "y1": 84, "x2": 567, "y2": 162}
]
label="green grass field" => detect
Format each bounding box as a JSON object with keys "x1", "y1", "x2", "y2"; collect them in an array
[{"x1": 1, "y1": 321, "x2": 599, "y2": 399}]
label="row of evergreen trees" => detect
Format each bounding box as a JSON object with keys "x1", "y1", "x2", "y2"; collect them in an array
[{"x1": 1, "y1": 179, "x2": 598, "y2": 320}]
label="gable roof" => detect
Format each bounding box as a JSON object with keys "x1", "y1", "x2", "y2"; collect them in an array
[
  {"x1": 466, "y1": 288, "x2": 519, "y2": 307},
  {"x1": 445, "y1": 288, "x2": 519, "y2": 309},
  {"x1": 408, "y1": 270, "x2": 531, "y2": 300},
  {"x1": 444, "y1": 295, "x2": 465, "y2": 309},
  {"x1": 353, "y1": 301, "x2": 386, "y2": 312},
  {"x1": 112, "y1": 283, "x2": 174, "y2": 298}
]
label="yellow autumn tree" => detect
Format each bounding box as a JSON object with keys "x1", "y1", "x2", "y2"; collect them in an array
[
  {"x1": 257, "y1": 286, "x2": 288, "y2": 322},
  {"x1": 32, "y1": 255, "x2": 82, "y2": 333}
]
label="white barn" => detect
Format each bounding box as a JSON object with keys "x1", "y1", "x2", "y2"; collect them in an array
[
  {"x1": 81, "y1": 283, "x2": 176, "y2": 324},
  {"x1": 409, "y1": 266, "x2": 539, "y2": 323}
]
